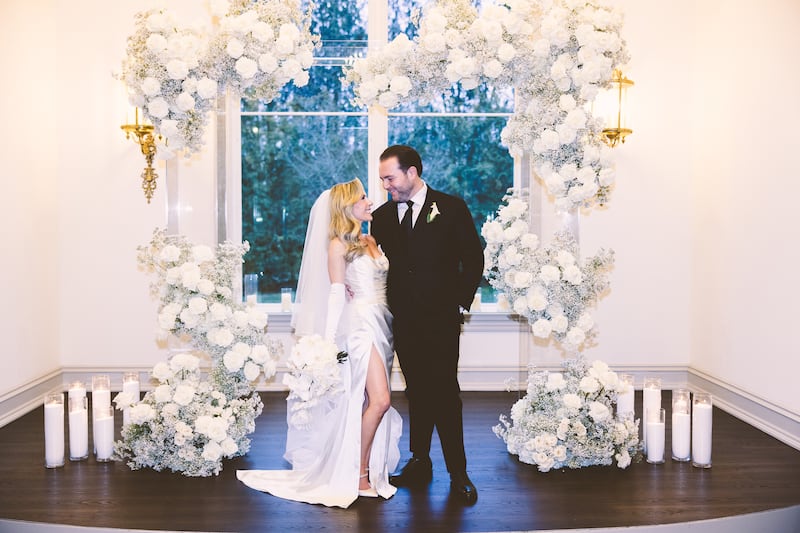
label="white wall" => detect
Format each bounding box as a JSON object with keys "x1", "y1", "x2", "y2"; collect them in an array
[
  {"x1": 0, "y1": 1, "x2": 61, "y2": 396},
  {"x1": 689, "y1": 0, "x2": 800, "y2": 414},
  {"x1": 2, "y1": 1, "x2": 798, "y2": 422}
]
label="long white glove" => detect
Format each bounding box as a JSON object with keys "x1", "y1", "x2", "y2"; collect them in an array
[{"x1": 324, "y1": 283, "x2": 346, "y2": 344}]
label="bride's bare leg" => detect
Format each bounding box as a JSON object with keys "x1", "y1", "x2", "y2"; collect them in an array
[{"x1": 360, "y1": 346, "x2": 391, "y2": 489}]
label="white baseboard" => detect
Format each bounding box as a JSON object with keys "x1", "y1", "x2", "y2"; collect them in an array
[{"x1": 3, "y1": 365, "x2": 798, "y2": 453}]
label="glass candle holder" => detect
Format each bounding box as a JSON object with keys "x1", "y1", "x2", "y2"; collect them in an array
[
  {"x1": 244, "y1": 274, "x2": 258, "y2": 305},
  {"x1": 68, "y1": 381, "x2": 86, "y2": 400},
  {"x1": 671, "y1": 389, "x2": 691, "y2": 462},
  {"x1": 692, "y1": 393, "x2": 713, "y2": 468},
  {"x1": 68, "y1": 396, "x2": 89, "y2": 461},
  {"x1": 642, "y1": 377, "x2": 662, "y2": 453},
  {"x1": 616, "y1": 374, "x2": 635, "y2": 418},
  {"x1": 94, "y1": 406, "x2": 115, "y2": 462},
  {"x1": 281, "y1": 287, "x2": 293, "y2": 312},
  {"x1": 645, "y1": 407, "x2": 666, "y2": 464},
  {"x1": 44, "y1": 393, "x2": 65, "y2": 468}
]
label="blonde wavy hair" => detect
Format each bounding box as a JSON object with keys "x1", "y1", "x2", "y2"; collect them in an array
[{"x1": 329, "y1": 178, "x2": 368, "y2": 262}]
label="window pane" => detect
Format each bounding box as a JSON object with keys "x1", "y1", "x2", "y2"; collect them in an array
[
  {"x1": 388, "y1": 115, "x2": 513, "y2": 301},
  {"x1": 241, "y1": 114, "x2": 368, "y2": 300}
]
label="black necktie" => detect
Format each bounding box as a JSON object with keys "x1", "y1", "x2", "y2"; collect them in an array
[{"x1": 401, "y1": 200, "x2": 414, "y2": 237}]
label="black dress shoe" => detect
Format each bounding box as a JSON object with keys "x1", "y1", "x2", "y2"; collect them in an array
[
  {"x1": 389, "y1": 456, "x2": 433, "y2": 487},
  {"x1": 450, "y1": 472, "x2": 478, "y2": 505}
]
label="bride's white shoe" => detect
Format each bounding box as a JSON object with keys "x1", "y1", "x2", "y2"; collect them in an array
[{"x1": 358, "y1": 472, "x2": 378, "y2": 498}]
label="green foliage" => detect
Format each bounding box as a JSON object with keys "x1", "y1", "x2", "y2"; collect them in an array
[{"x1": 242, "y1": 0, "x2": 513, "y2": 296}]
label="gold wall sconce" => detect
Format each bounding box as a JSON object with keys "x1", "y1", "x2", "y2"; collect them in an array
[
  {"x1": 596, "y1": 69, "x2": 634, "y2": 147},
  {"x1": 121, "y1": 108, "x2": 159, "y2": 203}
]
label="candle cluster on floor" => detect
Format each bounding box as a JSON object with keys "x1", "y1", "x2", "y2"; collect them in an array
[{"x1": 43, "y1": 373, "x2": 141, "y2": 468}]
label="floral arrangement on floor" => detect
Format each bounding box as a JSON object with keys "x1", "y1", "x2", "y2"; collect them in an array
[
  {"x1": 113, "y1": 228, "x2": 282, "y2": 476},
  {"x1": 343, "y1": 0, "x2": 629, "y2": 211},
  {"x1": 283, "y1": 334, "x2": 347, "y2": 429},
  {"x1": 482, "y1": 194, "x2": 614, "y2": 352},
  {"x1": 120, "y1": 0, "x2": 317, "y2": 156},
  {"x1": 494, "y1": 357, "x2": 640, "y2": 471}
]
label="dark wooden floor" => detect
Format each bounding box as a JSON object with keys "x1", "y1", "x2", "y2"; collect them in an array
[{"x1": 1, "y1": 391, "x2": 799, "y2": 532}]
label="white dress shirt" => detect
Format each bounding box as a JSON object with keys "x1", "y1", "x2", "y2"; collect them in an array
[{"x1": 397, "y1": 183, "x2": 428, "y2": 228}]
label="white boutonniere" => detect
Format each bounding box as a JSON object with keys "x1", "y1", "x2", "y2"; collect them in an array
[{"x1": 427, "y1": 202, "x2": 441, "y2": 223}]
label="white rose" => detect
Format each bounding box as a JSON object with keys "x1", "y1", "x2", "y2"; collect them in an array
[
  {"x1": 235, "y1": 56, "x2": 258, "y2": 79},
  {"x1": 181, "y1": 264, "x2": 201, "y2": 290},
  {"x1": 233, "y1": 310, "x2": 249, "y2": 328},
  {"x1": 577, "y1": 312, "x2": 594, "y2": 331},
  {"x1": 497, "y1": 43, "x2": 516, "y2": 63},
  {"x1": 389, "y1": 75, "x2": 412, "y2": 97},
  {"x1": 154, "y1": 384, "x2": 172, "y2": 403},
  {"x1": 141, "y1": 77, "x2": 161, "y2": 96},
  {"x1": 598, "y1": 168, "x2": 615, "y2": 187},
  {"x1": 539, "y1": 130, "x2": 560, "y2": 151},
  {"x1": 566, "y1": 326, "x2": 586, "y2": 346},
  {"x1": 129, "y1": 404, "x2": 156, "y2": 424},
  {"x1": 512, "y1": 296, "x2": 528, "y2": 315},
  {"x1": 258, "y1": 53, "x2": 278, "y2": 73},
  {"x1": 197, "y1": 279, "x2": 215, "y2": 295},
  {"x1": 166, "y1": 59, "x2": 189, "y2": 80},
  {"x1": 589, "y1": 401, "x2": 610, "y2": 422},
  {"x1": 378, "y1": 91, "x2": 398, "y2": 109},
  {"x1": 520, "y1": 233, "x2": 539, "y2": 249},
  {"x1": 421, "y1": 33, "x2": 446, "y2": 53},
  {"x1": 173, "y1": 384, "x2": 195, "y2": 406},
  {"x1": 483, "y1": 59, "x2": 503, "y2": 78},
  {"x1": 147, "y1": 97, "x2": 169, "y2": 119},
  {"x1": 209, "y1": 303, "x2": 232, "y2": 321},
  {"x1": 545, "y1": 372, "x2": 566, "y2": 391},
  {"x1": 221, "y1": 437, "x2": 238, "y2": 456},
  {"x1": 159, "y1": 120, "x2": 178, "y2": 140},
  {"x1": 152, "y1": 361, "x2": 172, "y2": 381},
  {"x1": 170, "y1": 352, "x2": 200, "y2": 372},
  {"x1": 145, "y1": 33, "x2": 168, "y2": 54},
  {"x1": 251, "y1": 21, "x2": 274, "y2": 42},
  {"x1": 512, "y1": 271, "x2": 533, "y2": 289},
  {"x1": 526, "y1": 286, "x2": 548, "y2": 311},
  {"x1": 275, "y1": 35, "x2": 294, "y2": 55},
  {"x1": 250, "y1": 344, "x2": 270, "y2": 364},
  {"x1": 563, "y1": 264, "x2": 583, "y2": 284},
  {"x1": 551, "y1": 314, "x2": 568, "y2": 333},
  {"x1": 226, "y1": 37, "x2": 245, "y2": 59},
  {"x1": 196, "y1": 77, "x2": 218, "y2": 99},
  {"x1": 531, "y1": 319, "x2": 552, "y2": 338},
  {"x1": 247, "y1": 307, "x2": 268, "y2": 329},
  {"x1": 539, "y1": 265, "x2": 560, "y2": 283},
  {"x1": 209, "y1": 327, "x2": 234, "y2": 347},
  {"x1": 243, "y1": 361, "x2": 261, "y2": 381},
  {"x1": 580, "y1": 376, "x2": 600, "y2": 394},
  {"x1": 202, "y1": 441, "x2": 223, "y2": 462},
  {"x1": 223, "y1": 350, "x2": 246, "y2": 371},
  {"x1": 563, "y1": 393, "x2": 582, "y2": 410},
  {"x1": 293, "y1": 70, "x2": 310, "y2": 87},
  {"x1": 179, "y1": 308, "x2": 200, "y2": 328},
  {"x1": 176, "y1": 92, "x2": 195, "y2": 112}
]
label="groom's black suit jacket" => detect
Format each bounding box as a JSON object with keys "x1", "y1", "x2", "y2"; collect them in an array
[{"x1": 372, "y1": 187, "x2": 484, "y2": 329}]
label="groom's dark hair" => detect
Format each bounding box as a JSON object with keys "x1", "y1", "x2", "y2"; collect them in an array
[{"x1": 380, "y1": 145, "x2": 423, "y2": 177}]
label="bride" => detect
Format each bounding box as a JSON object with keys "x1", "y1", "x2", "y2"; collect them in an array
[{"x1": 237, "y1": 179, "x2": 402, "y2": 508}]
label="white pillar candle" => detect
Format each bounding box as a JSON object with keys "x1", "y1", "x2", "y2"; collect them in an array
[
  {"x1": 92, "y1": 375, "x2": 111, "y2": 454},
  {"x1": 642, "y1": 377, "x2": 662, "y2": 452},
  {"x1": 645, "y1": 407, "x2": 665, "y2": 464},
  {"x1": 44, "y1": 393, "x2": 65, "y2": 468},
  {"x1": 671, "y1": 388, "x2": 691, "y2": 461},
  {"x1": 94, "y1": 407, "x2": 115, "y2": 462},
  {"x1": 692, "y1": 393, "x2": 713, "y2": 468},
  {"x1": 280, "y1": 288, "x2": 293, "y2": 312},
  {"x1": 68, "y1": 396, "x2": 89, "y2": 461},
  {"x1": 616, "y1": 374, "x2": 635, "y2": 418},
  {"x1": 496, "y1": 293, "x2": 510, "y2": 312},
  {"x1": 68, "y1": 381, "x2": 86, "y2": 400}
]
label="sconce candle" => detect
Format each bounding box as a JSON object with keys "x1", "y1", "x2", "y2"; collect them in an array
[
  {"x1": 44, "y1": 393, "x2": 65, "y2": 468},
  {"x1": 68, "y1": 396, "x2": 89, "y2": 461},
  {"x1": 671, "y1": 389, "x2": 691, "y2": 462},
  {"x1": 692, "y1": 393, "x2": 713, "y2": 468},
  {"x1": 642, "y1": 377, "x2": 662, "y2": 453},
  {"x1": 616, "y1": 374, "x2": 635, "y2": 418}
]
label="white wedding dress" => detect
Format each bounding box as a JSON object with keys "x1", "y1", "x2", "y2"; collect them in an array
[{"x1": 237, "y1": 253, "x2": 402, "y2": 508}]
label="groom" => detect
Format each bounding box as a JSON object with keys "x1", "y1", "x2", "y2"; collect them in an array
[{"x1": 371, "y1": 145, "x2": 484, "y2": 505}]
